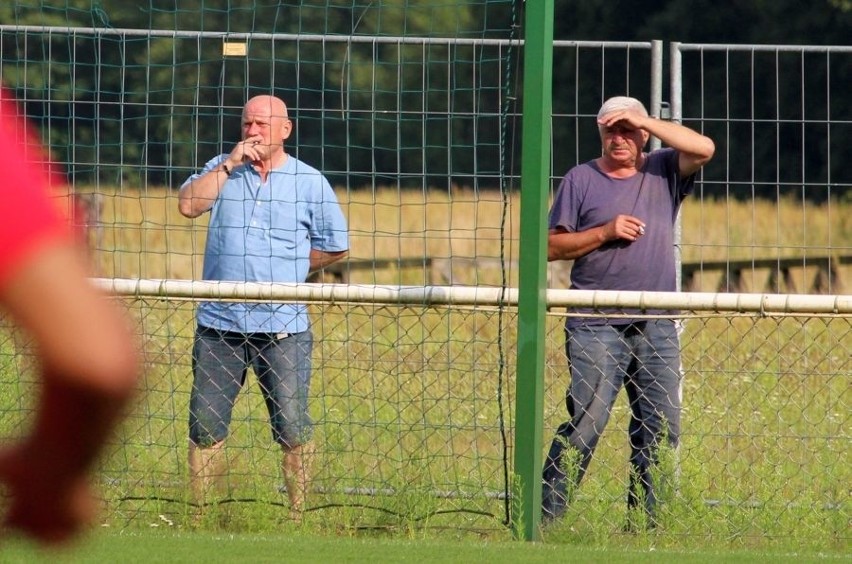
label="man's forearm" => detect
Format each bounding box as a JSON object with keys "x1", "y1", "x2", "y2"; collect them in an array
[
  {"x1": 177, "y1": 164, "x2": 230, "y2": 218},
  {"x1": 547, "y1": 229, "x2": 606, "y2": 262},
  {"x1": 641, "y1": 117, "x2": 715, "y2": 158},
  {"x1": 309, "y1": 249, "x2": 348, "y2": 271}
]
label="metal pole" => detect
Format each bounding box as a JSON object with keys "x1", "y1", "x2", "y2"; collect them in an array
[
  {"x1": 650, "y1": 39, "x2": 664, "y2": 150},
  {"x1": 513, "y1": 0, "x2": 554, "y2": 541},
  {"x1": 670, "y1": 42, "x2": 684, "y2": 289}
]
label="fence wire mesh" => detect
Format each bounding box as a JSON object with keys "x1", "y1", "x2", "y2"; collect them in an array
[
  {"x1": 3, "y1": 298, "x2": 846, "y2": 547},
  {"x1": 1, "y1": 5, "x2": 849, "y2": 555}
]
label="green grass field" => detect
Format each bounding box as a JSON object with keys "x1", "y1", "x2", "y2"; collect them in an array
[
  {"x1": 2, "y1": 529, "x2": 841, "y2": 563},
  {"x1": 0, "y1": 189, "x2": 848, "y2": 559}
]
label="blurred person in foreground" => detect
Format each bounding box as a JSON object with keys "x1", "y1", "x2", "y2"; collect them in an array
[
  {"x1": 541, "y1": 96, "x2": 715, "y2": 528},
  {"x1": 178, "y1": 94, "x2": 348, "y2": 521},
  {"x1": 0, "y1": 87, "x2": 141, "y2": 544}
]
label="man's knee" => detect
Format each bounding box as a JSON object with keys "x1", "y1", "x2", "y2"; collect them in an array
[
  {"x1": 273, "y1": 423, "x2": 313, "y2": 450},
  {"x1": 189, "y1": 418, "x2": 229, "y2": 447}
]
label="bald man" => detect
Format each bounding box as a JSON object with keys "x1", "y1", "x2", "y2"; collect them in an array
[{"x1": 178, "y1": 95, "x2": 349, "y2": 521}]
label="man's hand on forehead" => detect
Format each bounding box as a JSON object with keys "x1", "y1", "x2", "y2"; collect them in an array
[{"x1": 599, "y1": 108, "x2": 647, "y2": 132}]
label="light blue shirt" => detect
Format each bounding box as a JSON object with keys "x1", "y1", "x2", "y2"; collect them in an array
[{"x1": 182, "y1": 153, "x2": 349, "y2": 333}]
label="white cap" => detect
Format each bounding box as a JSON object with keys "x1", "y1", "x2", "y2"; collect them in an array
[{"x1": 597, "y1": 96, "x2": 648, "y2": 121}]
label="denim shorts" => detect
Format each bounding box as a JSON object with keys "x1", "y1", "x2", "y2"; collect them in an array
[{"x1": 188, "y1": 325, "x2": 314, "y2": 448}]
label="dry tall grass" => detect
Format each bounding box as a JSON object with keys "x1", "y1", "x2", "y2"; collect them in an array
[{"x1": 87, "y1": 186, "x2": 850, "y2": 291}]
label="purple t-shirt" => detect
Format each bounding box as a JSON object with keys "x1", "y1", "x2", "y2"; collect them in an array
[{"x1": 549, "y1": 148, "x2": 695, "y2": 326}]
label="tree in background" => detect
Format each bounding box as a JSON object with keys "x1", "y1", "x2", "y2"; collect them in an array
[
  {"x1": 0, "y1": 0, "x2": 848, "y2": 197},
  {"x1": 551, "y1": 0, "x2": 851, "y2": 201}
]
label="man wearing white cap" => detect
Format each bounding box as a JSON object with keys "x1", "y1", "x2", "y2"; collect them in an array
[{"x1": 542, "y1": 96, "x2": 715, "y2": 528}]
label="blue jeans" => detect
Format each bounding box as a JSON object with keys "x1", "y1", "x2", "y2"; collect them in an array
[
  {"x1": 189, "y1": 325, "x2": 314, "y2": 449},
  {"x1": 542, "y1": 320, "x2": 682, "y2": 521}
]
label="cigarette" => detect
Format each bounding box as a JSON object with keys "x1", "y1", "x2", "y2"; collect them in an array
[{"x1": 638, "y1": 225, "x2": 645, "y2": 235}]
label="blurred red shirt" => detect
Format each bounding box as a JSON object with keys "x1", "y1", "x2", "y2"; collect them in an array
[{"x1": 0, "y1": 87, "x2": 72, "y2": 289}]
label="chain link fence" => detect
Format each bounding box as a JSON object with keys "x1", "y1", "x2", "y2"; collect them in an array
[{"x1": 4, "y1": 291, "x2": 845, "y2": 550}]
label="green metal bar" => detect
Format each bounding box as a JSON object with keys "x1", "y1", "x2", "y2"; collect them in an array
[{"x1": 512, "y1": 0, "x2": 553, "y2": 542}]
